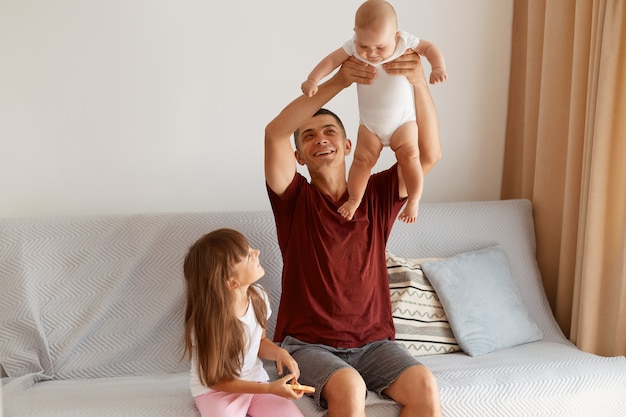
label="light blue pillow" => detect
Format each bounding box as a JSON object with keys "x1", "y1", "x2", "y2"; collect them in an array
[{"x1": 421, "y1": 245, "x2": 542, "y2": 356}]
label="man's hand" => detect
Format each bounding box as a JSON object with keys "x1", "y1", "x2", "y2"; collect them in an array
[
  {"x1": 332, "y1": 56, "x2": 377, "y2": 89},
  {"x1": 382, "y1": 52, "x2": 428, "y2": 87}
]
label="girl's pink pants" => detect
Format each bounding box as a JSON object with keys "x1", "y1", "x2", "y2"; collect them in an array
[{"x1": 194, "y1": 390, "x2": 304, "y2": 417}]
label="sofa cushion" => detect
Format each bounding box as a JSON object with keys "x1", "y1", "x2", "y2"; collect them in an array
[
  {"x1": 386, "y1": 252, "x2": 460, "y2": 356},
  {"x1": 2, "y1": 372, "x2": 198, "y2": 417},
  {"x1": 421, "y1": 245, "x2": 543, "y2": 356}
]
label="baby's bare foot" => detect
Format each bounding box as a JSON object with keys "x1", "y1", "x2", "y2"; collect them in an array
[
  {"x1": 338, "y1": 200, "x2": 359, "y2": 221},
  {"x1": 398, "y1": 200, "x2": 419, "y2": 224}
]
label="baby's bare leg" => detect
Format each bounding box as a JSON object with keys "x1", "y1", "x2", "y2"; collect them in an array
[
  {"x1": 338, "y1": 126, "x2": 383, "y2": 220},
  {"x1": 390, "y1": 122, "x2": 423, "y2": 224}
]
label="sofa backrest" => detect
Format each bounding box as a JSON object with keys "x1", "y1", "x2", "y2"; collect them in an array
[
  {"x1": 0, "y1": 199, "x2": 562, "y2": 382},
  {"x1": 0, "y1": 212, "x2": 284, "y2": 381},
  {"x1": 385, "y1": 199, "x2": 563, "y2": 342}
]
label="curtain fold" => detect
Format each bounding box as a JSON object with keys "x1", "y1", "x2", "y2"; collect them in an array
[{"x1": 502, "y1": 0, "x2": 625, "y2": 356}]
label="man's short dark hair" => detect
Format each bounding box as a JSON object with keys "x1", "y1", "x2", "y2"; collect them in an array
[{"x1": 293, "y1": 108, "x2": 347, "y2": 150}]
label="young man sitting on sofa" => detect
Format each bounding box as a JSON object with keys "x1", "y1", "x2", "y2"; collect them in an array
[{"x1": 264, "y1": 51, "x2": 442, "y2": 417}]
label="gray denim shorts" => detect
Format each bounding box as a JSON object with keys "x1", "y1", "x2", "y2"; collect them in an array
[{"x1": 281, "y1": 336, "x2": 421, "y2": 408}]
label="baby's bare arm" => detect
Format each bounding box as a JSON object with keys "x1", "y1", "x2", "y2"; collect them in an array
[
  {"x1": 302, "y1": 48, "x2": 351, "y2": 96},
  {"x1": 413, "y1": 39, "x2": 447, "y2": 84}
]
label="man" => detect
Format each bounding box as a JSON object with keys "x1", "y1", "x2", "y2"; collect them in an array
[{"x1": 264, "y1": 53, "x2": 442, "y2": 417}]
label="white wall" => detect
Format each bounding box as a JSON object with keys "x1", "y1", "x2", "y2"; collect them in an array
[{"x1": 0, "y1": 0, "x2": 513, "y2": 217}]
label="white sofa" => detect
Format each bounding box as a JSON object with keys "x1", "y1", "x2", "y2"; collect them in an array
[{"x1": 2, "y1": 199, "x2": 625, "y2": 417}]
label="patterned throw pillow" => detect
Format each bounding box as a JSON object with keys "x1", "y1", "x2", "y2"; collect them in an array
[{"x1": 387, "y1": 252, "x2": 461, "y2": 356}]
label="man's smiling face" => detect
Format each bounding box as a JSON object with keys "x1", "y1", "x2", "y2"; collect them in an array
[{"x1": 294, "y1": 114, "x2": 351, "y2": 170}]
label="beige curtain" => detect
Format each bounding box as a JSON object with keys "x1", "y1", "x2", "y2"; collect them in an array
[{"x1": 501, "y1": 0, "x2": 626, "y2": 357}]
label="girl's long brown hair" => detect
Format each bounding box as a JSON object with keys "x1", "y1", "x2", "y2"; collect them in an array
[{"x1": 182, "y1": 228, "x2": 268, "y2": 387}]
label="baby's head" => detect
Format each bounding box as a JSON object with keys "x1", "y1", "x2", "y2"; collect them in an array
[{"x1": 353, "y1": 0, "x2": 399, "y2": 64}]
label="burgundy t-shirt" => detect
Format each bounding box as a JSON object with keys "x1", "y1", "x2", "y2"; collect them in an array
[{"x1": 267, "y1": 164, "x2": 405, "y2": 348}]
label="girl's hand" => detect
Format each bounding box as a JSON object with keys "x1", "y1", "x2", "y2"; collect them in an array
[
  {"x1": 275, "y1": 347, "x2": 300, "y2": 382},
  {"x1": 269, "y1": 374, "x2": 305, "y2": 399}
]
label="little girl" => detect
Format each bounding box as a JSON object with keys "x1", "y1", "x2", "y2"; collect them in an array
[{"x1": 183, "y1": 228, "x2": 306, "y2": 417}]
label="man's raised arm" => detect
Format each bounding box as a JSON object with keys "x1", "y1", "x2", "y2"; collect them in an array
[
  {"x1": 384, "y1": 52, "x2": 442, "y2": 175},
  {"x1": 264, "y1": 57, "x2": 376, "y2": 196}
]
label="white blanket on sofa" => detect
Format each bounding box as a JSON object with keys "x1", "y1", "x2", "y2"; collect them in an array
[{"x1": 2, "y1": 200, "x2": 625, "y2": 416}]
